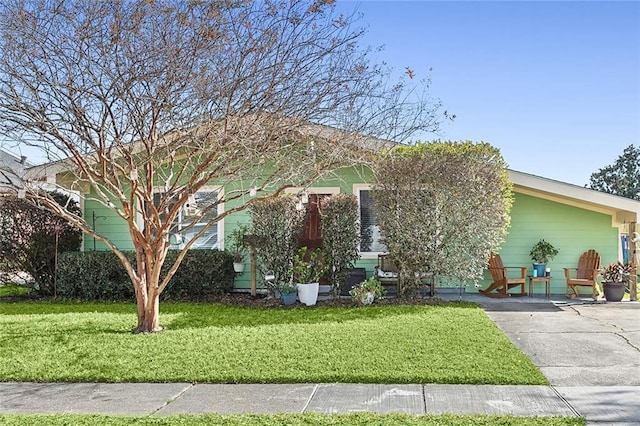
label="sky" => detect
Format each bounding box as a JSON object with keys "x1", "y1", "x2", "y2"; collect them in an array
[
  {"x1": 2, "y1": 1, "x2": 638, "y2": 187},
  {"x1": 334, "y1": 0, "x2": 640, "y2": 186}
]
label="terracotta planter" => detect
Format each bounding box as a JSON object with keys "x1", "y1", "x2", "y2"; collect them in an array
[{"x1": 603, "y1": 282, "x2": 625, "y2": 302}]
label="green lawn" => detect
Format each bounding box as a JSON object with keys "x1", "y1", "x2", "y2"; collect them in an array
[
  {"x1": 0, "y1": 285, "x2": 30, "y2": 297},
  {"x1": 0, "y1": 301, "x2": 546, "y2": 385},
  {"x1": 0, "y1": 413, "x2": 585, "y2": 425}
]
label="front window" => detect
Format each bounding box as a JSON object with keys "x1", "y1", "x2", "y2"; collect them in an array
[
  {"x1": 358, "y1": 189, "x2": 386, "y2": 253},
  {"x1": 153, "y1": 189, "x2": 220, "y2": 250}
]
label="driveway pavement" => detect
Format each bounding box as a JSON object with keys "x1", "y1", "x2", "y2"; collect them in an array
[{"x1": 459, "y1": 294, "x2": 640, "y2": 424}]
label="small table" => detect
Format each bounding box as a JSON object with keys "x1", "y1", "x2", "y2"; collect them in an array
[{"x1": 528, "y1": 275, "x2": 551, "y2": 298}]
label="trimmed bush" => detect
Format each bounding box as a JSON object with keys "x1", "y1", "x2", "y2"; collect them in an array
[
  {"x1": 56, "y1": 250, "x2": 234, "y2": 301},
  {"x1": 0, "y1": 191, "x2": 82, "y2": 295}
]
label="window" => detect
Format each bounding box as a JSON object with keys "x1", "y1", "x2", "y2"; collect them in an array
[
  {"x1": 153, "y1": 189, "x2": 220, "y2": 250},
  {"x1": 358, "y1": 188, "x2": 386, "y2": 254}
]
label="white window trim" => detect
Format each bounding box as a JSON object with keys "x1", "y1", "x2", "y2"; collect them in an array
[
  {"x1": 136, "y1": 186, "x2": 225, "y2": 250},
  {"x1": 283, "y1": 186, "x2": 340, "y2": 196},
  {"x1": 353, "y1": 184, "x2": 386, "y2": 259}
]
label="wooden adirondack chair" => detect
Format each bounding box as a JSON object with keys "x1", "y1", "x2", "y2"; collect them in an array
[
  {"x1": 480, "y1": 253, "x2": 527, "y2": 297},
  {"x1": 564, "y1": 250, "x2": 601, "y2": 300}
]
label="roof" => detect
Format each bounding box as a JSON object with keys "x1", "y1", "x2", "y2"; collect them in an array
[
  {"x1": 0, "y1": 148, "x2": 31, "y2": 188},
  {"x1": 509, "y1": 169, "x2": 640, "y2": 224}
]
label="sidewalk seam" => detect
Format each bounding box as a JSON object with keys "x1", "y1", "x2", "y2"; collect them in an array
[
  {"x1": 550, "y1": 386, "x2": 581, "y2": 418},
  {"x1": 300, "y1": 383, "x2": 319, "y2": 413},
  {"x1": 150, "y1": 383, "x2": 194, "y2": 415}
]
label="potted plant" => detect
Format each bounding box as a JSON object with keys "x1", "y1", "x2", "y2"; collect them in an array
[
  {"x1": 529, "y1": 239, "x2": 559, "y2": 278},
  {"x1": 278, "y1": 281, "x2": 298, "y2": 306},
  {"x1": 289, "y1": 246, "x2": 326, "y2": 306},
  {"x1": 599, "y1": 262, "x2": 632, "y2": 302},
  {"x1": 228, "y1": 225, "x2": 249, "y2": 273},
  {"x1": 349, "y1": 276, "x2": 386, "y2": 306}
]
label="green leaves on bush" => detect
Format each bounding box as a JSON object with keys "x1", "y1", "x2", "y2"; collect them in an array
[
  {"x1": 56, "y1": 250, "x2": 234, "y2": 301},
  {"x1": 0, "y1": 191, "x2": 82, "y2": 295},
  {"x1": 320, "y1": 194, "x2": 360, "y2": 295}
]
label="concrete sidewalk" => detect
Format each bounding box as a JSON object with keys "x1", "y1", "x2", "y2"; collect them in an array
[
  {"x1": 0, "y1": 295, "x2": 638, "y2": 424},
  {"x1": 0, "y1": 382, "x2": 579, "y2": 416}
]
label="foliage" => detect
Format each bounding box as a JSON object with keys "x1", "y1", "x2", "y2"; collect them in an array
[
  {"x1": 289, "y1": 247, "x2": 326, "y2": 284},
  {"x1": 277, "y1": 281, "x2": 298, "y2": 295},
  {"x1": 372, "y1": 141, "x2": 513, "y2": 293},
  {"x1": 0, "y1": 0, "x2": 443, "y2": 332},
  {"x1": 250, "y1": 197, "x2": 305, "y2": 293},
  {"x1": 0, "y1": 302, "x2": 547, "y2": 385},
  {"x1": 349, "y1": 276, "x2": 386, "y2": 306},
  {"x1": 589, "y1": 145, "x2": 640, "y2": 200},
  {"x1": 0, "y1": 192, "x2": 82, "y2": 296},
  {"x1": 0, "y1": 285, "x2": 30, "y2": 298},
  {"x1": 529, "y1": 239, "x2": 559, "y2": 264},
  {"x1": 599, "y1": 262, "x2": 633, "y2": 283},
  {"x1": 56, "y1": 250, "x2": 234, "y2": 301},
  {"x1": 0, "y1": 414, "x2": 587, "y2": 426},
  {"x1": 320, "y1": 194, "x2": 361, "y2": 295},
  {"x1": 228, "y1": 224, "x2": 249, "y2": 263}
]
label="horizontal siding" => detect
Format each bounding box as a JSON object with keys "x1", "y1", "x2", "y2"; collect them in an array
[
  {"x1": 476, "y1": 192, "x2": 619, "y2": 294},
  {"x1": 83, "y1": 196, "x2": 134, "y2": 251},
  {"x1": 82, "y1": 167, "x2": 622, "y2": 296},
  {"x1": 231, "y1": 166, "x2": 371, "y2": 290}
]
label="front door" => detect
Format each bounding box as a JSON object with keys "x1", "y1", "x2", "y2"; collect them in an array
[{"x1": 299, "y1": 194, "x2": 327, "y2": 252}]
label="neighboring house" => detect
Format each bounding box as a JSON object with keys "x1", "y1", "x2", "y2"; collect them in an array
[
  {"x1": 28, "y1": 149, "x2": 640, "y2": 295},
  {"x1": 0, "y1": 148, "x2": 30, "y2": 192}
]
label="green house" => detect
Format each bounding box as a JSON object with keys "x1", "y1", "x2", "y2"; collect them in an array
[{"x1": 36, "y1": 158, "x2": 640, "y2": 296}]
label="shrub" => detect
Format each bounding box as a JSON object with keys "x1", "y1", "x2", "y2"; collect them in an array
[
  {"x1": 0, "y1": 191, "x2": 82, "y2": 296},
  {"x1": 250, "y1": 196, "x2": 305, "y2": 293},
  {"x1": 56, "y1": 251, "x2": 134, "y2": 300},
  {"x1": 320, "y1": 193, "x2": 360, "y2": 295},
  {"x1": 56, "y1": 250, "x2": 234, "y2": 301}
]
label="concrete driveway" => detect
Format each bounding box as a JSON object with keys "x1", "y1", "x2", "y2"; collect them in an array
[{"x1": 462, "y1": 294, "x2": 640, "y2": 424}]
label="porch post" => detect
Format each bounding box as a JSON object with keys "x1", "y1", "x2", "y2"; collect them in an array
[
  {"x1": 249, "y1": 246, "x2": 257, "y2": 297},
  {"x1": 630, "y1": 222, "x2": 637, "y2": 301}
]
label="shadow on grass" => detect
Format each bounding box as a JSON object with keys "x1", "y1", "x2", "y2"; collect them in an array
[
  {"x1": 1, "y1": 299, "x2": 482, "y2": 331},
  {"x1": 163, "y1": 301, "x2": 480, "y2": 330}
]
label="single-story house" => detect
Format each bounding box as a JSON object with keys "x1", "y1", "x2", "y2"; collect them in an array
[
  {"x1": 26, "y1": 150, "x2": 640, "y2": 296},
  {"x1": 225, "y1": 167, "x2": 640, "y2": 295}
]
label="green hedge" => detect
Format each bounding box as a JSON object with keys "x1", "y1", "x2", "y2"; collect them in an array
[{"x1": 56, "y1": 250, "x2": 235, "y2": 301}]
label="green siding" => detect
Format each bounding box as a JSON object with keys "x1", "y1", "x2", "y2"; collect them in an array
[
  {"x1": 230, "y1": 165, "x2": 373, "y2": 290},
  {"x1": 82, "y1": 167, "x2": 622, "y2": 295},
  {"x1": 478, "y1": 192, "x2": 619, "y2": 294},
  {"x1": 83, "y1": 191, "x2": 133, "y2": 251}
]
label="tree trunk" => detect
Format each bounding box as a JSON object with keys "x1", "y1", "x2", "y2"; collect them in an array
[
  {"x1": 134, "y1": 289, "x2": 161, "y2": 333},
  {"x1": 133, "y1": 251, "x2": 164, "y2": 334}
]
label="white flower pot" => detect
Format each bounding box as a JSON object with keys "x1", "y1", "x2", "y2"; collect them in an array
[
  {"x1": 297, "y1": 282, "x2": 319, "y2": 306},
  {"x1": 233, "y1": 262, "x2": 245, "y2": 273}
]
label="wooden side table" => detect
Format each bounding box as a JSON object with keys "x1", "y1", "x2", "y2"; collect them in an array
[{"x1": 528, "y1": 276, "x2": 551, "y2": 298}]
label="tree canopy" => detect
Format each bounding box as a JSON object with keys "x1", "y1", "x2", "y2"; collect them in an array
[
  {"x1": 0, "y1": 0, "x2": 443, "y2": 331},
  {"x1": 588, "y1": 145, "x2": 640, "y2": 200},
  {"x1": 372, "y1": 141, "x2": 513, "y2": 292}
]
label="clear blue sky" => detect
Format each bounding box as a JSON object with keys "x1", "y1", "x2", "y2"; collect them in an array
[{"x1": 335, "y1": 0, "x2": 640, "y2": 186}]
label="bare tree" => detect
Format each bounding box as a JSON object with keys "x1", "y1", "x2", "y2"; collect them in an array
[{"x1": 0, "y1": 0, "x2": 442, "y2": 332}]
